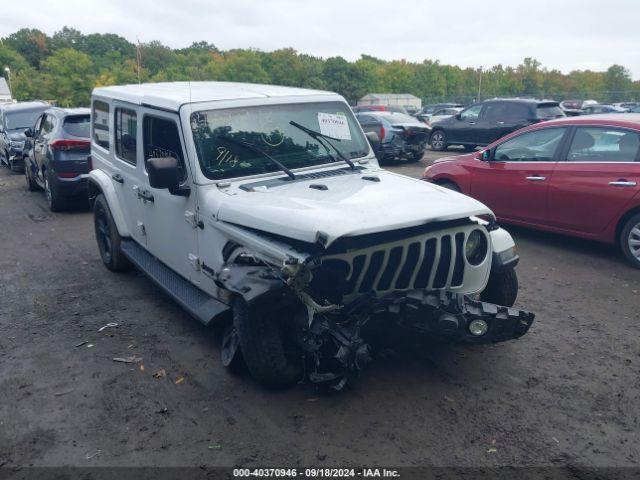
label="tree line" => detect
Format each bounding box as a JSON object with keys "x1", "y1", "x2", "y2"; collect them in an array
[{"x1": 1, "y1": 26, "x2": 638, "y2": 108}]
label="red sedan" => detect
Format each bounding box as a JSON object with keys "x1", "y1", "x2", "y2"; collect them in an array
[{"x1": 422, "y1": 114, "x2": 640, "y2": 268}]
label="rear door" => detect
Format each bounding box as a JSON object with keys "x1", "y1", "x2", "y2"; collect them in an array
[
  {"x1": 469, "y1": 126, "x2": 568, "y2": 224},
  {"x1": 547, "y1": 126, "x2": 640, "y2": 234},
  {"x1": 34, "y1": 114, "x2": 56, "y2": 176}
]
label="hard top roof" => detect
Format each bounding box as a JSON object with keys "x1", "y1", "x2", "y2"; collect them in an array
[
  {"x1": 46, "y1": 107, "x2": 91, "y2": 116},
  {"x1": 92, "y1": 81, "x2": 340, "y2": 111},
  {"x1": 1, "y1": 100, "x2": 49, "y2": 112}
]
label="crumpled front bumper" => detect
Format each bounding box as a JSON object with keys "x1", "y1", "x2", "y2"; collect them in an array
[{"x1": 370, "y1": 290, "x2": 535, "y2": 344}]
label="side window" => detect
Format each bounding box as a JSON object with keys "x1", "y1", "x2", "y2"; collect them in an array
[
  {"x1": 41, "y1": 115, "x2": 54, "y2": 135},
  {"x1": 505, "y1": 103, "x2": 532, "y2": 120},
  {"x1": 460, "y1": 104, "x2": 482, "y2": 121},
  {"x1": 92, "y1": 100, "x2": 110, "y2": 150},
  {"x1": 143, "y1": 116, "x2": 186, "y2": 182},
  {"x1": 115, "y1": 108, "x2": 137, "y2": 165},
  {"x1": 567, "y1": 128, "x2": 640, "y2": 163},
  {"x1": 483, "y1": 103, "x2": 507, "y2": 122},
  {"x1": 494, "y1": 128, "x2": 567, "y2": 162}
]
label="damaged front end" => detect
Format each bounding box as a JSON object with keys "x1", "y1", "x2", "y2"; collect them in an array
[{"x1": 213, "y1": 221, "x2": 535, "y2": 389}]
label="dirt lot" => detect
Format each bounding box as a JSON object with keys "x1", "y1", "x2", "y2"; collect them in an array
[{"x1": 1, "y1": 152, "x2": 639, "y2": 470}]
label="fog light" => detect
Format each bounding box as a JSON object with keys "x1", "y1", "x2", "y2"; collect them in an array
[{"x1": 469, "y1": 319, "x2": 489, "y2": 336}]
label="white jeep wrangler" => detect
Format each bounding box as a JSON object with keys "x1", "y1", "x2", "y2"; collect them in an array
[{"x1": 88, "y1": 82, "x2": 534, "y2": 389}]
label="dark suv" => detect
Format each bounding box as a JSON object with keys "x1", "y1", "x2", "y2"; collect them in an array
[
  {"x1": 23, "y1": 107, "x2": 91, "y2": 211},
  {"x1": 0, "y1": 101, "x2": 49, "y2": 171},
  {"x1": 429, "y1": 98, "x2": 565, "y2": 151}
]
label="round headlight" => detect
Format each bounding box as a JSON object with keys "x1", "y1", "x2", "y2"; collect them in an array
[
  {"x1": 469, "y1": 319, "x2": 489, "y2": 336},
  {"x1": 465, "y1": 229, "x2": 488, "y2": 266}
]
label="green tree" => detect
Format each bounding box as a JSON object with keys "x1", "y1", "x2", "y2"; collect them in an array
[
  {"x1": 40, "y1": 48, "x2": 94, "y2": 106},
  {"x1": 4, "y1": 28, "x2": 50, "y2": 68},
  {"x1": 604, "y1": 65, "x2": 632, "y2": 102}
]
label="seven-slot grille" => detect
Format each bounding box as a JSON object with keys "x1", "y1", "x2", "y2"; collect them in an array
[{"x1": 320, "y1": 226, "x2": 487, "y2": 298}]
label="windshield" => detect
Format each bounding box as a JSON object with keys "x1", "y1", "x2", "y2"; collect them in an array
[
  {"x1": 191, "y1": 101, "x2": 369, "y2": 180},
  {"x1": 5, "y1": 109, "x2": 45, "y2": 130}
]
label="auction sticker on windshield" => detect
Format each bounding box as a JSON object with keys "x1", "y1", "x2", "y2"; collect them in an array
[{"x1": 318, "y1": 112, "x2": 351, "y2": 140}]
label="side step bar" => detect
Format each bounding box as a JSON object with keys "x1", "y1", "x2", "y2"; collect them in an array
[{"x1": 120, "y1": 239, "x2": 229, "y2": 325}]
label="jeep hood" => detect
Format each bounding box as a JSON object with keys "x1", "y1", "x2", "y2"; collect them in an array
[{"x1": 214, "y1": 169, "x2": 493, "y2": 246}]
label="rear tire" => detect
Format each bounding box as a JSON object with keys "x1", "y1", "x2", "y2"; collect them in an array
[
  {"x1": 93, "y1": 193, "x2": 132, "y2": 272},
  {"x1": 620, "y1": 213, "x2": 640, "y2": 269},
  {"x1": 408, "y1": 150, "x2": 424, "y2": 162},
  {"x1": 233, "y1": 297, "x2": 302, "y2": 389},
  {"x1": 430, "y1": 130, "x2": 448, "y2": 151},
  {"x1": 24, "y1": 158, "x2": 40, "y2": 191},
  {"x1": 44, "y1": 172, "x2": 66, "y2": 212},
  {"x1": 480, "y1": 268, "x2": 518, "y2": 307}
]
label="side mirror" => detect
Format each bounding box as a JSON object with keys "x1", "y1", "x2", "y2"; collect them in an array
[
  {"x1": 365, "y1": 131, "x2": 380, "y2": 152},
  {"x1": 147, "y1": 157, "x2": 189, "y2": 196},
  {"x1": 454, "y1": 113, "x2": 462, "y2": 120},
  {"x1": 24, "y1": 128, "x2": 34, "y2": 138},
  {"x1": 480, "y1": 150, "x2": 491, "y2": 161}
]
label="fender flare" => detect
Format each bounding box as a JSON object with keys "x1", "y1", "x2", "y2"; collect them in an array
[{"x1": 88, "y1": 169, "x2": 131, "y2": 237}]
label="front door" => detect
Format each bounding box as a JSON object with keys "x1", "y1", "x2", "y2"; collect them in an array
[
  {"x1": 138, "y1": 110, "x2": 198, "y2": 281},
  {"x1": 469, "y1": 127, "x2": 568, "y2": 224},
  {"x1": 547, "y1": 126, "x2": 640, "y2": 234},
  {"x1": 449, "y1": 104, "x2": 483, "y2": 145}
]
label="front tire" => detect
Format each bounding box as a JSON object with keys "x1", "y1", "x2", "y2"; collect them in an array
[
  {"x1": 620, "y1": 213, "x2": 640, "y2": 269},
  {"x1": 430, "y1": 130, "x2": 448, "y2": 151},
  {"x1": 233, "y1": 297, "x2": 302, "y2": 389},
  {"x1": 480, "y1": 268, "x2": 518, "y2": 307},
  {"x1": 436, "y1": 180, "x2": 461, "y2": 192},
  {"x1": 93, "y1": 193, "x2": 132, "y2": 272}
]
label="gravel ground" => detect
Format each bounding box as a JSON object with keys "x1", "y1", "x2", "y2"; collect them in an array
[{"x1": 1, "y1": 153, "x2": 639, "y2": 470}]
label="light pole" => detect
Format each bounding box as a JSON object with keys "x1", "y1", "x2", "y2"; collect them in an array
[{"x1": 3, "y1": 67, "x2": 11, "y2": 95}]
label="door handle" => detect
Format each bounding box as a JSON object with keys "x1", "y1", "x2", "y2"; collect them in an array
[
  {"x1": 609, "y1": 180, "x2": 637, "y2": 187},
  {"x1": 468, "y1": 122, "x2": 476, "y2": 125},
  {"x1": 111, "y1": 173, "x2": 124, "y2": 184},
  {"x1": 526, "y1": 176, "x2": 546, "y2": 181},
  {"x1": 137, "y1": 189, "x2": 154, "y2": 202},
  {"x1": 497, "y1": 121, "x2": 505, "y2": 125}
]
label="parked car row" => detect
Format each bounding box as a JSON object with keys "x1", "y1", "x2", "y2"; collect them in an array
[{"x1": 423, "y1": 113, "x2": 640, "y2": 268}]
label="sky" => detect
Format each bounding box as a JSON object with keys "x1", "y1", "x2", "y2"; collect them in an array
[{"x1": 1, "y1": 0, "x2": 639, "y2": 79}]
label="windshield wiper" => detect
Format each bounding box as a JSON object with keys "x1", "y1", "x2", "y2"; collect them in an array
[
  {"x1": 217, "y1": 135, "x2": 296, "y2": 180},
  {"x1": 289, "y1": 121, "x2": 356, "y2": 170}
]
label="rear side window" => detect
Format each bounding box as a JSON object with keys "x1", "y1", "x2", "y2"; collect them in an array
[
  {"x1": 115, "y1": 108, "x2": 137, "y2": 165},
  {"x1": 40, "y1": 114, "x2": 56, "y2": 135},
  {"x1": 494, "y1": 128, "x2": 567, "y2": 162},
  {"x1": 483, "y1": 103, "x2": 508, "y2": 122},
  {"x1": 505, "y1": 103, "x2": 532, "y2": 120},
  {"x1": 536, "y1": 104, "x2": 565, "y2": 119},
  {"x1": 63, "y1": 115, "x2": 90, "y2": 138},
  {"x1": 92, "y1": 100, "x2": 110, "y2": 150},
  {"x1": 567, "y1": 128, "x2": 640, "y2": 162}
]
